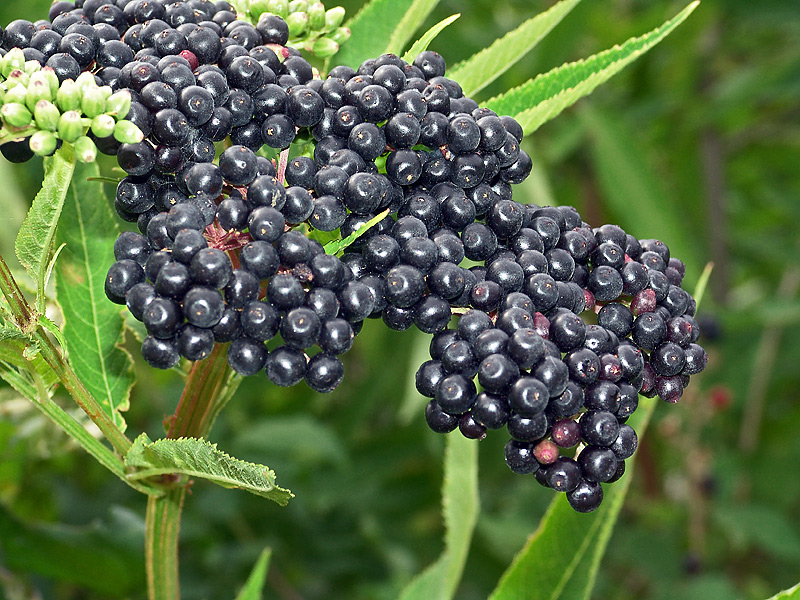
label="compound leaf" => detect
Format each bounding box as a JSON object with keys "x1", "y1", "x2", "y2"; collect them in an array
[
  {"x1": 485, "y1": 1, "x2": 699, "y2": 135},
  {"x1": 488, "y1": 397, "x2": 657, "y2": 600},
  {"x1": 125, "y1": 434, "x2": 293, "y2": 506},
  {"x1": 15, "y1": 144, "x2": 76, "y2": 305},
  {"x1": 55, "y1": 160, "x2": 133, "y2": 433},
  {"x1": 234, "y1": 549, "x2": 272, "y2": 600},
  {"x1": 402, "y1": 14, "x2": 461, "y2": 64},
  {"x1": 447, "y1": 0, "x2": 581, "y2": 98},
  {"x1": 397, "y1": 433, "x2": 479, "y2": 600},
  {"x1": 334, "y1": 0, "x2": 439, "y2": 68}
]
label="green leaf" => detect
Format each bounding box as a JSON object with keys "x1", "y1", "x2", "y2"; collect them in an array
[
  {"x1": 765, "y1": 582, "x2": 800, "y2": 600},
  {"x1": 579, "y1": 106, "x2": 698, "y2": 274},
  {"x1": 125, "y1": 434, "x2": 293, "y2": 505},
  {"x1": 402, "y1": 14, "x2": 460, "y2": 64},
  {"x1": 324, "y1": 208, "x2": 390, "y2": 255},
  {"x1": 488, "y1": 396, "x2": 657, "y2": 600},
  {"x1": 446, "y1": 0, "x2": 581, "y2": 98},
  {"x1": 397, "y1": 433, "x2": 479, "y2": 600},
  {"x1": 485, "y1": 1, "x2": 699, "y2": 135},
  {"x1": 234, "y1": 549, "x2": 272, "y2": 600},
  {"x1": 334, "y1": 0, "x2": 438, "y2": 68},
  {"x1": 14, "y1": 144, "x2": 76, "y2": 306},
  {"x1": 384, "y1": 0, "x2": 440, "y2": 57},
  {"x1": 0, "y1": 325, "x2": 33, "y2": 341},
  {"x1": 54, "y1": 160, "x2": 133, "y2": 433}
]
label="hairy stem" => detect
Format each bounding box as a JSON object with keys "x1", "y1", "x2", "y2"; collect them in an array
[
  {"x1": 146, "y1": 343, "x2": 236, "y2": 600},
  {"x1": 0, "y1": 252, "x2": 132, "y2": 455}
]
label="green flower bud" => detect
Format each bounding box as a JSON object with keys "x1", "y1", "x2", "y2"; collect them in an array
[
  {"x1": 73, "y1": 135, "x2": 97, "y2": 163},
  {"x1": 105, "y1": 90, "x2": 132, "y2": 119},
  {"x1": 329, "y1": 26, "x2": 350, "y2": 45},
  {"x1": 113, "y1": 119, "x2": 144, "y2": 144},
  {"x1": 34, "y1": 100, "x2": 61, "y2": 131},
  {"x1": 56, "y1": 79, "x2": 82, "y2": 112},
  {"x1": 1, "y1": 102, "x2": 33, "y2": 128},
  {"x1": 29, "y1": 130, "x2": 58, "y2": 157},
  {"x1": 5, "y1": 83, "x2": 28, "y2": 106},
  {"x1": 288, "y1": 0, "x2": 309, "y2": 12},
  {"x1": 26, "y1": 73, "x2": 54, "y2": 111},
  {"x1": 267, "y1": 0, "x2": 289, "y2": 17},
  {"x1": 1, "y1": 49, "x2": 26, "y2": 78},
  {"x1": 81, "y1": 86, "x2": 107, "y2": 118},
  {"x1": 91, "y1": 114, "x2": 116, "y2": 138},
  {"x1": 312, "y1": 36, "x2": 339, "y2": 58},
  {"x1": 307, "y1": 2, "x2": 326, "y2": 30},
  {"x1": 285, "y1": 11, "x2": 308, "y2": 37},
  {"x1": 324, "y1": 6, "x2": 346, "y2": 31},
  {"x1": 58, "y1": 110, "x2": 84, "y2": 143}
]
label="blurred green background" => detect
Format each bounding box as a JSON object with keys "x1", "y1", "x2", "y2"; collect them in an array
[{"x1": 1, "y1": 0, "x2": 800, "y2": 598}]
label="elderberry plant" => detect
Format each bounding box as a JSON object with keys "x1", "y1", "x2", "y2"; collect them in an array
[{"x1": 0, "y1": 0, "x2": 716, "y2": 597}]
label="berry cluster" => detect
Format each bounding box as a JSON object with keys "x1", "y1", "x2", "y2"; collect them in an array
[
  {"x1": 0, "y1": 2, "x2": 708, "y2": 512},
  {"x1": 413, "y1": 213, "x2": 707, "y2": 512}
]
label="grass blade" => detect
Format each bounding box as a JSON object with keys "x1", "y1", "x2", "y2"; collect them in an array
[
  {"x1": 402, "y1": 14, "x2": 461, "y2": 64},
  {"x1": 447, "y1": 0, "x2": 581, "y2": 98},
  {"x1": 234, "y1": 549, "x2": 273, "y2": 600}
]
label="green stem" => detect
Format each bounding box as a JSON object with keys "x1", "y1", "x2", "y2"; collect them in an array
[
  {"x1": 0, "y1": 252, "x2": 132, "y2": 455},
  {"x1": 146, "y1": 343, "x2": 236, "y2": 600},
  {"x1": 146, "y1": 487, "x2": 185, "y2": 600}
]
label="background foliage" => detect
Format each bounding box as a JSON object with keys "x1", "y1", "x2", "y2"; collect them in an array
[{"x1": 1, "y1": 0, "x2": 799, "y2": 599}]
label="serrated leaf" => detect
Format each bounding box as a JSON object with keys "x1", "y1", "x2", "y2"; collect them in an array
[
  {"x1": 234, "y1": 549, "x2": 272, "y2": 600},
  {"x1": 125, "y1": 434, "x2": 293, "y2": 505},
  {"x1": 335, "y1": 0, "x2": 438, "y2": 68},
  {"x1": 384, "y1": 0, "x2": 440, "y2": 57},
  {"x1": 765, "y1": 582, "x2": 800, "y2": 600},
  {"x1": 397, "y1": 433, "x2": 479, "y2": 600},
  {"x1": 402, "y1": 14, "x2": 460, "y2": 64},
  {"x1": 15, "y1": 144, "x2": 76, "y2": 304},
  {"x1": 447, "y1": 0, "x2": 581, "y2": 98},
  {"x1": 488, "y1": 396, "x2": 657, "y2": 600},
  {"x1": 324, "y1": 208, "x2": 390, "y2": 255},
  {"x1": 485, "y1": 1, "x2": 699, "y2": 135},
  {"x1": 55, "y1": 160, "x2": 133, "y2": 433},
  {"x1": 0, "y1": 325, "x2": 32, "y2": 342}
]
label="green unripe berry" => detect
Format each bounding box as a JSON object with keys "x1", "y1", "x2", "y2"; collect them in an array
[
  {"x1": 29, "y1": 130, "x2": 58, "y2": 156},
  {"x1": 56, "y1": 80, "x2": 82, "y2": 112},
  {"x1": 7, "y1": 69, "x2": 29, "y2": 90},
  {"x1": 24, "y1": 60, "x2": 41, "y2": 76},
  {"x1": 75, "y1": 71, "x2": 97, "y2": 92},
  {"x1": 73, "y1": 135, "x2": 97, "y2": 163},
  {"x1": 267, "y1": 0, "x2": 289, "y2": 16},
  {"x1": 307, "y1": 2, "x2": 326, "y2": 30},
  {"x1": 329, "y1": 26, "x2": 350, "y2": 45},
  {"x1": 5, "y1": 83, "x2": 29, "y2": 106},
  {"x1": 81, "y1": 86, "x2": 107, "y2": 118},
  {"x1": 285, "y1": 11, "x2": 308, "y2": 37},
  {"x1": 41, "y1": 67, "x2": 60, "y2": 96},
  {"x1": 34, "y1": 100, "x2": 61, "y2": 131},
  {"x1": 288, "y1": 0, "x2": 309, "y2": 12},
  {"x1": 1, "y1": 102, "x2": 33, "y2": 128},
  {"x1": 2, "y1": 49, "x2": 26, "y2": 78},
  {"x1": 58, "y1": 110, "x2": 84, "y2": 143},
  {"x1": 91, "y1": 114, "x2": 116, "y2": 138},
  {"x1": 312, "y1": 37, "x2": 339, "y2": 58},
  {"x1": 324, "y1": 6, "x2": 346, "y2": 31},
  {"x1": 113, "y1": 120, "x2": 144, "y2": 144},
  {"x1": 248, "y1": 0, "x2": 271, "y2": 17},
  {"x1": 106, "y1": 90, "x2": 132, "y2": 119},
  {"x1": 26, "y1": 78, "x2": 54, "y2": 112}
]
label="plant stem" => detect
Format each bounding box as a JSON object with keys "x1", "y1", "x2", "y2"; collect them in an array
[
  {"x1": 146, "y1": 342, "x2": 237, "y2": 600},
  {"x1": 146, "y1": 487, "x2": 185, "y2": 600},
  {"x1": 0, "y1": 252, "x2": 132, "y2": 455}
]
